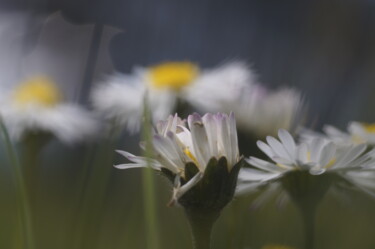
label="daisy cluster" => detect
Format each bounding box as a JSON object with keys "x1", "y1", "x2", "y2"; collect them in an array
[
  {"x1": 91, "y1": 61, "x2": 303, "y2": 136},
  {"x1": 2, "y1": 11, "x2": 375, "y2": 209},
  {"x1": 0, "y1": 12, "x2": 303, "y2": 145}
]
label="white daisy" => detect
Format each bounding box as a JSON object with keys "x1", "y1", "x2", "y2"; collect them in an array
[
  {"x1": 301, "y1": 122, "x2": 375, "y2": 146},
  {"x1": 234, "y1": 87, "x2": 304, "y2": 137},
  {"x1": 91, "y1": 61, "x2": 252, "y2": 133},
  {"x1": 192, "y1": 72, "x2": 304, "y2": 137},
  {"x1": 0, "y1": 77, "x2": 98, "y2": 143},
  {"x1": 0, "y1": 12, "x2": 104, "y2": 143},
  {"x1": 116, "y1": 112, "x2": 242, "y2": 205},
  {"x1": 238, "y1": 129, "x2": 375, "y2": 193}
]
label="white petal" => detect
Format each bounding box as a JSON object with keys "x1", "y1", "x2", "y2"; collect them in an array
[
  {"x1": 188, "y1": 113, "x2": 209, "y2": 169},
  {"x1": 238, "y1": 168, "x2": 281, "y2": 182},
  {"x1": 202, "y1": 113, "x2": 218, "y2": 157},
  {"x1": 266, "y1": 136, "x2": 290, "y2": 160},
  {"x1": 246, "y1": 157, "x2": 287, "y2": 173},
  {"x1": 319, "y1": 142, "x2": 336, "y2": 167},
  {"x1": 278, "y1": 129, "x2": 296, "y2": 158},
  {"x1": 256, "y1": 140, "x2": 275, "y2": 158},
  {"x1": 335, "y1": 144, "x2": 367, "y2": 168}
]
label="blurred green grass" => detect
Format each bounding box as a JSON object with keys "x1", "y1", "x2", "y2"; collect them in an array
[{"x1": 1, "y1": 140, "x2": 375, "y2": 249}]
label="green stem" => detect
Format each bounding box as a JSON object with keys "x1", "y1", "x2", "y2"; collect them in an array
[
  {"x1": 21, "y1": 134, "x2": 47, "y2": 202},
  {"x1": 142, "y1": 167, "x2": 160, "y2": 249},
  {"x1": 141, "y1": 93, "x2": 160, "y2": 249},
  {"x1": 0, "y1": 122, "x2": 34, "y2": 249},
  {"x1": 299, "y1": 205, "x2": 316, "y2": 249},
  {"x1": 185, "y1": 209, "x2": 219, "y2": 249}
]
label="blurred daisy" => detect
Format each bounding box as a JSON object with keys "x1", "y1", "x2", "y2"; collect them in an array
[
  {"x1": 192, "y1": 73, "x2": 304, "y2": 137},
  {"x1": 0, "y1": 12, "x2": 111, "y2": 143},
  {"x1": 116, "y1": 112, "x2": 243, "y2": 207},
  {"x1": 301, "y1": 121, "x2": 375, "y2": 146},
  {"x1": 91, "y1": 61, "x2": 253, "y2": 132},
  {"x1": 231, "y1": 87, "x2": 303, "y2": 137},
  {"x1": 0, "y1": 77, "x2": 98, "y2": 143},
  {"x1": 237, "y1": 129, "x2": 375, "y2": 194}
]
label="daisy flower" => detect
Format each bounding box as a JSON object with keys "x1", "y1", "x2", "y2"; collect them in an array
[
  {"x1": 238, "y1": 130, "x2": 375, "y2": 249},
  {"x1": 0, "y1": 77, "x2": 98, "y2": 143},
  {"x1": 116, "y1": 112, "x2": 243, "y2": 208},
  {"x1": 230, "y1": 87, "x2": 303, "y2": 137},
  {"x1": 237, "y1": 129, "x2": 375, "y2": 196},
  {"x1": 91, "y1": 61, "x2": 253, "y2": 133},
  {"x1": 301, "y1": 122, "x2": 375, "y2": 146},
  {"x1": 0, "y1": 12, "x2": 102, "y2": 143},
  {"x1": 191, "y1": 72, "x2": 304, "y2": 138}
]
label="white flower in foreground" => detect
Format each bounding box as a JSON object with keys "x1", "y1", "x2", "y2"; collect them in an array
[
  {"x1": 116, "y1": 112, "x2": 243, "y2": 208},
  {"x1": 91, "y1": 61, "x2": 252, "y2": 132},
  {"x1": 0, "y1": 77, "x2": 98, "y2": 143},
  {"x1": 237, "y1": 129, "x2": 375, "y2": 194},
  {"x1": 301, "y1": 122, "x2": 375, "y2": 146}
]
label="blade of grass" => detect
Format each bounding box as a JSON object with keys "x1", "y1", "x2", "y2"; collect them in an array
[{"x1": 0, "y1": 120, "x2": 34, "y2": 249}]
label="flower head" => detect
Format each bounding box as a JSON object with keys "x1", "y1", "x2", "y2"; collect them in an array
[
  {"x1": 0, "y1": 77, "x2": 98, "y2": 143},
  {"x1": 237, "y1": 130, "x2": 375, "y2": 203},
  {"x1": 116, "y1": 112, "x2": 243, "y2": 209},
  {"x1": 91, "y1": 61, "x2": 252, "y2": 133},
  {"x1": 229, "y1": 87, "x2": 304, "y2": 137},
  {"x1": 301, "y1": 121, "x2": 375, "y2": 146},
  {"x1": 189, "y1": 65, "x2": 304, "y2": 138},
  {"x1": 0, "y1": 12, "x2": 109, "y2": 144}
]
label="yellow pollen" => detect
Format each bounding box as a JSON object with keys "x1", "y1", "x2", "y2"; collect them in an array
[
  {"x1": 307, "y1": 151, "x2": 311, "y2": 161},
  {"x1": 351, "y1": 135, "x2": 365, "y2": 144},
  {"x1": 184, "y1": 148, "x2": 199, "y2": 166},
  {"x1": 325, "y1": 158, "x2": 336, "y2": 169},
  {"x1": 363, "y1": 123, "x2": 375, "y2": 133},
  {"x1": 13, "y1": 76, "x2": 62, "y2": 107},
  {"x1": 276, "y1": 163, "x2": 290, "y2": 169},
  {"x1": 148, "y1": 62, "x2": 199, "y2": 91}
]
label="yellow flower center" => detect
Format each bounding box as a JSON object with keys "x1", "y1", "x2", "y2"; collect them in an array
[
  {"x1": 13, "y1": 76, "x2": 62, "y2": 107},
  {"x1": 363, "y1": 123, "x2": 375, "y2": 133},
  {"x1": 148, "y1": 62, "x2": 198, "y2": 91}
]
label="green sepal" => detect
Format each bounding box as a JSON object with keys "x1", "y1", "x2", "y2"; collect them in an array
[
  {"x1": 184, "y1": 162, "x2": 200, "y2": 183},
  {"x1": 160, "y1": 168, "x2": 175, "y2": 183},
  {"x1": 179, "y1": 157, "x2": 245, "y2": 213}
]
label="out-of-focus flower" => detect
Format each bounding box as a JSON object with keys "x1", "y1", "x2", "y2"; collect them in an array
[
  {"x1": 0, "y1": 77, "x2": 98, "y2": 143},
  {"x1": 116, "y1": 112, "x2": 243, "y2": 209},
  {"x1": 0, "y1": 12, "x2": 118, "y2": 143},
  {"x1": 237, "y1": 129, "x2": 375, "y2": 196},
  {"x1": 189, "y1": 64, "x2": 304, "y2": 137},
  {"x1": 302, "y1": 122, "x2": 375, "y2": 146},
  {"x1": 91, "y1": 61, "x2": 252, "y2": 132},
  {"x1": 213, "y1": 84, "x2": 304, "y2": 138}
]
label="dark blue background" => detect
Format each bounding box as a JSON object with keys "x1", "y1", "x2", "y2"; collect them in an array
[{"x1": 2, "y1": 0, "x2": 375, "y2": 128}]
